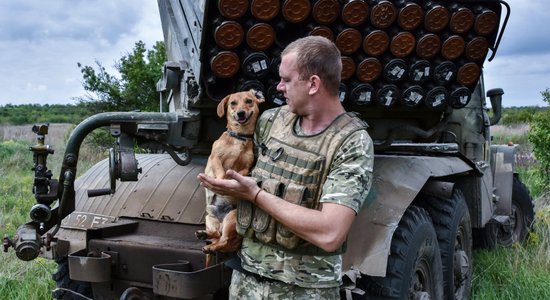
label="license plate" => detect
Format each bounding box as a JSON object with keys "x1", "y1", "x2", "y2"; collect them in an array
[{"x1": 61, "y1": 212, "x2": 115, "y2": 230}]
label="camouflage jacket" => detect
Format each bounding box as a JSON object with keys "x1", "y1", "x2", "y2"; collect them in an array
[{"x1": 238, "y1": 106, "x2": 374, "y2": 288}]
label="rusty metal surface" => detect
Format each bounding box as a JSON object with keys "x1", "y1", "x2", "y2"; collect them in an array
[
  {"x1": 60, "y1": 217, "x2": 230, "y2": 298},
  {"x1": 51, "y1": 229, "x2": 86, "y2": 258},
  {"x1": 153, "y1": 262, "x2": 230, "y2": 298},
  {"x1": 87, "y1": 218, "x2": 207, "y2": 283},
  {"x1": 420, "y1": 180, "x2": 455, "y2": 199},
  {"x1": 72, "y1": 154, "x2": 206, "y2": 225},
  {"x1": 343, "y1": 154, "x2": 473, "y2": 276}
]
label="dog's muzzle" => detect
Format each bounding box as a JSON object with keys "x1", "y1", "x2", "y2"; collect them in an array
[{"x1": 235, "y1": 110, "x2": 251, "y2": 124}]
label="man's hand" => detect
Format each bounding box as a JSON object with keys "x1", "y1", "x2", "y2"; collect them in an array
[
  {"x1": 197, "y1": 169, "x2": 260, "y2": 202},
  {"x1": 198, "y1": 169, "x2": 356, "y2": 252}
]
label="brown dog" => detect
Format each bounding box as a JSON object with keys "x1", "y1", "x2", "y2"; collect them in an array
[{"x1": 196, "y1": 89, "x2": 264, "y2": 266}]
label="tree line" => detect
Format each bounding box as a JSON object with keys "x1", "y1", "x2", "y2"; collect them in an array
[
  {"x1": 500, "y1": 105, "x2": 548, "y2": 125},
  {"x1": 0, "y1": 103, "x2": 93, "y2": 125},
  {"x1": 1, "y1": 40, "x2": 166, "y2": 125},
  {"x1": 1, "y1": 102, "x2": 546, "y2": 126}
]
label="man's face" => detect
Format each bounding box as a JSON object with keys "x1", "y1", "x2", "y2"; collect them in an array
[{"x1": 277, "y1": 52, "x2": 309, "y2": 114}]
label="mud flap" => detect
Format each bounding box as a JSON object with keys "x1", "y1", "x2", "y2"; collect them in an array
[
  {"x1": 343, "y1": 155, "x2": 475, "y2": 277},
  {"x1": 340, "y1": 268, "x2": 365, "y2": 300}
]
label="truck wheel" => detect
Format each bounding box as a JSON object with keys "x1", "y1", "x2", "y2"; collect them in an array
[
  {"x1": 474, "y1": 175, "x2": 535, "y2": 248},
  {"x1": 358, "y1": 206, "x2": 443, "y2": 300},
  {"x1": 423, "y1": 190, "x2": 472, "y2": 300},
  {"x1": 52, "y1": 257, "x2": 92, "y2": 300}
]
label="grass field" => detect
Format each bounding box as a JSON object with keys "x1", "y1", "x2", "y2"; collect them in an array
[
  {"x1": 0, "y1": 124, "x2": 102, "y2": 300},
  {"x1": 471, "y1": 124, "x2": 550, "y2": 299},
  {"x1": 0, "y1": 123, "x2": 549, "y2": 299}
]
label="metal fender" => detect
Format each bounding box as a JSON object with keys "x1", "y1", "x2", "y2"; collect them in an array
[
  {"x1": 490, "y1": 144, "x2": 517, "y2": 216},
  {"x1": 51, "y1": 154, "x2": 206, "y2": 257},
  {"x1": 343, "y1": 155, "x2": 474, "y2": 277}
]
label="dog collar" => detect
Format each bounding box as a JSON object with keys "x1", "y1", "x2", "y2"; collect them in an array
[{"x1": 227, "y1": 129, "x2": 254, "y2": 141}]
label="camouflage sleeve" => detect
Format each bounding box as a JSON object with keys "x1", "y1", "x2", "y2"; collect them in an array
[{"x1": 319, "y1": 129, "x2": 374, "y2": 213}]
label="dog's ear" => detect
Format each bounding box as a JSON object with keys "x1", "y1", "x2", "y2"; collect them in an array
[
  {"x1": 250, "y1": 89, "x2": 265, "y2": 103},
  {"x1": 217, "y1": 94, "x2": 231, "y2": 118}
]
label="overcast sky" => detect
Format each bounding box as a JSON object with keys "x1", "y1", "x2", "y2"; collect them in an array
[{"x1": 0, "y1": 0, "x2": 548, "y2": 107}]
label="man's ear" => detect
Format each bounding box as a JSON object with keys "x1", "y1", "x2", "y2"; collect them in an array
[{"x1": 308, "y1": 75, "x2": 320, "y2": 95}]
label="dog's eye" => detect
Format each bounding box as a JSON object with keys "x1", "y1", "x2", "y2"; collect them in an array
[
  {"x1": 245, "y1": 98, "x2": 253, "y2": 104},
  {"x1": 230, "y1": 100, "x2": 237, "y2": 106}
]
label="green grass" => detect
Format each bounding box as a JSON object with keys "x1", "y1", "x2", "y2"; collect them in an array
[
  {"x1": 0, "y1": 254, "x2": 56, "y2": 300},
  {"x1": 472, "y1": 249, "x2": 550, "y2": 299},
  {"x1": 1, "y1": 124, "x2": 104, "y2": 299},
  {"x1": 471, "y1": 117, "x2": 550, "y2": 300},
  {"x1": 0, "y1": 141, "x2": 34, "y2": 237},
  {"x1": 472, "y1": 123, "x2": 550, "y2": 299},
  {"x1": 472, "y1": 214, "x2": 550, "y2": 300},
  {"x1": 0, "y1": 137, "x2": 57, "y2": 299},
  {"x1": 517, "y1": 166, "x2": 548, "y2": 199}
]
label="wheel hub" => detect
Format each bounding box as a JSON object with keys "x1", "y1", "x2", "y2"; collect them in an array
[
  {"x1": 496, "y1": 204, "x2": 523, "y2": 245},
  {"x1": 410, "y1": 258, "x2": 432, "y2": 300},
  {"x1": 414, "y1": 291, "x2": 430, "y2": 300},
  {"x1": 454, "y1": 249, "x2": 470, "y2": 287}
]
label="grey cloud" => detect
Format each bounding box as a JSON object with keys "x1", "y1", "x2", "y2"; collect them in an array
[
  {"x1": 495, "y1": 0, "x2": 550, "y2": 56},
  {"x1": 0, "y1": 0, "x2": 162, "y2": 105},
  {"x1": 0, "y1": 0, "x2": 141, "y2": 46}
]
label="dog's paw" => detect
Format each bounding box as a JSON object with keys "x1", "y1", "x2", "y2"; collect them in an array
[
  {"x1": 195, "y1": 230, "x2": 208, "y2": 240},
  {"x1": 202, "y1": 245, "x2": 214, "y2": 254}
]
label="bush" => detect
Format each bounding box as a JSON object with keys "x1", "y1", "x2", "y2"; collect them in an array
[
  {"x1": 0, "y1": 140, "x2": 32, "y2": 171},
  {"x1": 528, "y1": 89, "x2": 550, "y2": 185}
]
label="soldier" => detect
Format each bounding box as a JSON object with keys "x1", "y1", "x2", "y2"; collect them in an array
[{"x1": 198, "y1": 35, "x2": 374, "y2": 299}]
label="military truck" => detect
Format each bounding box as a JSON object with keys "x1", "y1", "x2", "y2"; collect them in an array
[{"x1": 3, "y1": 0, "x2": 534, "y2": 299}]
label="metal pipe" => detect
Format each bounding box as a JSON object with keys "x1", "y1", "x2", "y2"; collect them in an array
[
  {"x1": 487, "y1": 88, "x2": 504, "y2": 125},
  {"x1": 57, "y1": 112, "x2": 179, "y2": 219},
  {"x1": 420, "y1": 180, "x2": 455, "y2": 199}
]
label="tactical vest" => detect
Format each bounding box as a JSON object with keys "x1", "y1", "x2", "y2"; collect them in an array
[{"x1": 237, "y1": 106, "x2": 368, "y2": 255}]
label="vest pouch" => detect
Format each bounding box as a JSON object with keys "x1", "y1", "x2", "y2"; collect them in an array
[
  {"x1": 236, "y1": 200, "x2": 253, "y2": 236},
  {"x1": 253, "y1": 179, "x2": 284, "y2": 244},
  {"x1": 237, "y1": 179, "x2": 263, "y2": 236},
  {"x1": 276, "y1": 183, "x2": 308, "y2": 249}
]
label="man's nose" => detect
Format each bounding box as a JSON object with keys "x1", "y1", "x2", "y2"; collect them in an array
[{"x1": 277, "y1": 80, "x2": 284, "y2": 92}]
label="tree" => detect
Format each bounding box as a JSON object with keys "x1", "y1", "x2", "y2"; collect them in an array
[
  {"x1": 528, "y1": 88, "x2": 550, "y2": 186},
  {"x1": 77, "y1": 41, "x2": 166, "y2": 112}
]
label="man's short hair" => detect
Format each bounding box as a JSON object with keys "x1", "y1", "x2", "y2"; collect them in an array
[{"x1": 282, "y1": 36, "x2": 342, "y2": 96}]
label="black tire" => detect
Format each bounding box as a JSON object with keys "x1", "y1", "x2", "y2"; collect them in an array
[
  {"x1": 358, "y1": 206, "x2": 444, "y2": 300},
  {"x1": 52, "y1": 257, "x2": 93, "y2": 300},
  {"x1": 423, "y1": 190, "x2": 472, "y2": 300},
  {"x1": 474, "y1": 175, "x2": 535, "y2": 249}
]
